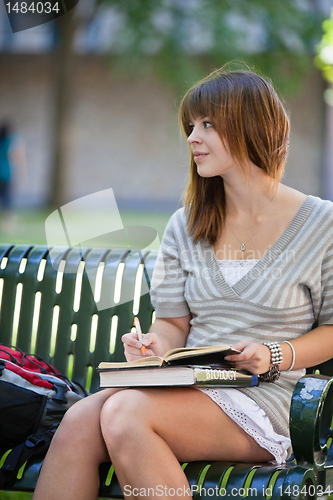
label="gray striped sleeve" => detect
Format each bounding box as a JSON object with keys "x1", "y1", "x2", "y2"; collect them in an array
[
  {"x1": 317, "y1": 243, "x2": 333, "y2": 326},
  {"x1": 150, "y1": 210, "x2": 190, "y2": 318}
]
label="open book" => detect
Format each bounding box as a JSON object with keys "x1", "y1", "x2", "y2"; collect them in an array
[{"x1": 98, "y1": 345, "x2": 259, "y2": 388}]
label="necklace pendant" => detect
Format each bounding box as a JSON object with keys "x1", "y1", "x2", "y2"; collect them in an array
[{"x1": 241, "y1": 243, "x2": 245, "y2": 252}]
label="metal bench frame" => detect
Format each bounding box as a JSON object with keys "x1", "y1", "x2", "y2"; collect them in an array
[{"x1": 1, "y1": 243, "x2": 333, "y2": 499}]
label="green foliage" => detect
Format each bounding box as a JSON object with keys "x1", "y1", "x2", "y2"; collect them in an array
[
  {"x1": 0, "y1": 493, "x2": 32, "y2": 500},
  {"x1": 315, "y1": 8, "x2": 333, "y2": 82},
  {"x1": 315, "y1": 7, "x2": 333, "y2": 105},
  {"x1": 100, "y1": 0, "x2": 325, "y2": 96}
]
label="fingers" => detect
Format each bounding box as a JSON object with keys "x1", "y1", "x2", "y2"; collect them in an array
[
  {"x1": 225, "y1": 342, "x2": 255, "y2": 362},
  {"x1": 122, "y1": 331, "x2": 160, "y2": 362},
  {"x1": 122, "y1": 332, "x2": 142, "y2": 350},
  {"x1": 140, "y1": 332, "x2": 157, "y2": 348},
  {"x1": 229, "y1": 340, "x2": 252, "y2": 352},
  {"x1": 122, "y1": 332, "x2": 152, "y2": 361},
  {"x1": 225, "y1": 342, "x2": 271, "y2": 375}
]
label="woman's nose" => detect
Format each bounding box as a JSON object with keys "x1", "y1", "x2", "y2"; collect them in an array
[{"x1": 187, "y1": 128, "x2": 202, "y2": 144}]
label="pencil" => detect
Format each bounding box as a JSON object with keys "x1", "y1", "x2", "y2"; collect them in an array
[{"x1": 134, "y1": 317, "x2": 146, "y2": 355}]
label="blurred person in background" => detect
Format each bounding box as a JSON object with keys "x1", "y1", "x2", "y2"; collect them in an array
[{"x1": 0, "y1": 120, "x2": 26, "y2": 232}]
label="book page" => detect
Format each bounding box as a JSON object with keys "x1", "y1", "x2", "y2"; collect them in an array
[
  {"x1": 98, "y1": 356, "x2": 164, "y2": 370},
  {"x1": 163, "y1": 344, "x2": 238, "y2": 363}
]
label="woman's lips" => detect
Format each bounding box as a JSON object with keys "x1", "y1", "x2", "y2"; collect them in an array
[{"x1": 193, "y1": 152, "x2": 209, "y2": 162}]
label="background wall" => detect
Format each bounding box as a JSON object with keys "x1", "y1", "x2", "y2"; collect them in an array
[{"x1": 0, "y1": 54, "x2": 327, "y2": 214}]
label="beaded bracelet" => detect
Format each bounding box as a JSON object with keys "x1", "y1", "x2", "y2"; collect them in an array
[
  {"x1": 259, "y1": 341, "x2": 283, "y2": 382},
  {"x1": 263, "y1": 341, "x2": 283, "y2": 364}
]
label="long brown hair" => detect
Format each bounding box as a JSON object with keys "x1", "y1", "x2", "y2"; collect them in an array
[{"x1": 179, "y1": 66, "x2": 290, "y2": 245}]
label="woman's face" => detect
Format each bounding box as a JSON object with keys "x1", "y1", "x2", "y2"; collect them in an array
[{"x1": 187, "y1": 116, "x2": 236, "y2": 178}]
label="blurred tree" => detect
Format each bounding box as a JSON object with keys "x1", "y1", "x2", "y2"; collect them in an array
[
  {"x1": 100, "y1": 0, "x2": 325, "y2": 95},
  {"x1": 50, "y1": 0, "x2": 96, "y2": 207},
  {"x1": 50, "y1": 12, "x2": 76, "y2": 208},
  {"x1": 50, "y1": 0, "x2": 326, "y2": 207}
]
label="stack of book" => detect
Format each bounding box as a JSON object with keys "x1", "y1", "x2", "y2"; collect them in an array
[{"x1": 98, "y1": 345, "x2": 259, "y2": 388}]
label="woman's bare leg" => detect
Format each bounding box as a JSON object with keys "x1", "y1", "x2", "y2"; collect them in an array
[
  {"x1": 100, "y1": 387, "x2": 273, "y2": 500},
  {"x1": 32, "y1": 388, "x2": 122, "y2": 500}
]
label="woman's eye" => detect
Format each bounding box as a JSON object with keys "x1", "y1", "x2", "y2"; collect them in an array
[
  {"x1": 203, "y1": 121, "x2": 212, "y2": 128},
  {"x1": 188, "y1": 124, "x2": 194, "y2": 132}
]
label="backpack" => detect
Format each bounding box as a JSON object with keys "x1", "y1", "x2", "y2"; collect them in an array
[{"x1": 0, "y1": 343, "x2": 87, "y2": 487}]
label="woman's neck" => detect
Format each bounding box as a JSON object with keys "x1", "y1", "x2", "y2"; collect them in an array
[{"x1": 222, "y1": 166, "x2": 279, "y2": 218}]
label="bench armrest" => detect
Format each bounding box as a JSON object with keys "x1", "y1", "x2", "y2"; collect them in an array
[{"x1": 290, "y1": 374, "x2": 333, "y2": 468}]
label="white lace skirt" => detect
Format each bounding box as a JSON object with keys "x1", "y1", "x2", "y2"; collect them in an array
[
  {"x1": 198, "y1": 260, "x2": 291, "y2": 464},
  {"x1": 196, "y1": 387, "x2": 291, "y2": 464}
]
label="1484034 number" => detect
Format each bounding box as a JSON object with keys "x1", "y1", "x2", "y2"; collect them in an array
[
  {"x1": 6, "y1": 2, "x2": 60, "y2": 14},
  {"x1": 278, "y1": 484, "x2": 332, "y2": 497}
]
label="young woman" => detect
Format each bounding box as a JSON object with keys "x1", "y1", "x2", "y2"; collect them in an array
[{"x1": 33, "y1": 66, "x2": 333, "y2": 500}]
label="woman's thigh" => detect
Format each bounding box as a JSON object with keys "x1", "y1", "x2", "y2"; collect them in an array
[{"x1": 102, "y1": 387, "x2": 274, "y2": 463}]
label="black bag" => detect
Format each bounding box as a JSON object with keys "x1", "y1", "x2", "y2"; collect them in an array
[{"x1": 0, "y1": 344, "x2": 87, "y2": 487}]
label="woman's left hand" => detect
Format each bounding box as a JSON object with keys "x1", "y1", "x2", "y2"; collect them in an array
[{"x1": 225, "y1": 340, "x2": 271, "y2": 375}]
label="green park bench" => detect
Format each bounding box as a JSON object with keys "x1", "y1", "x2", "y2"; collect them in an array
[{"x1": 1, "y1": 243, "x2": 333, "y2": 499}]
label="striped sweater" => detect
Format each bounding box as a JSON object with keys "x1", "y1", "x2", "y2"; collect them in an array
[{"x1": 150, "y1": 195, "x2": 333, "y2": 446}]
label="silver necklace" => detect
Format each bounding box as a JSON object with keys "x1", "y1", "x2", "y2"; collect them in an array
[{"x1": 226, "y1": 187, "x2": 278, "y2": 252}]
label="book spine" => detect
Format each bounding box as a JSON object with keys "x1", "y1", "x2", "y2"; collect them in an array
[{"x1": 193, "y1": 367, "x2": 258, "y2": 387}]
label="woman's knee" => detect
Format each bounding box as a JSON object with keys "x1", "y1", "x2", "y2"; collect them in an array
[{"x1": 100, "y1": 390, "x2": 148, "y2": 449}]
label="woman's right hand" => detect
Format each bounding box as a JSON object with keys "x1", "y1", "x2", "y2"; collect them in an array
[{"x1": 121, "y1": 331, "x2": 164, "y2": 362}]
